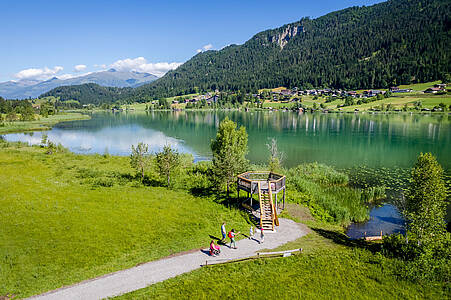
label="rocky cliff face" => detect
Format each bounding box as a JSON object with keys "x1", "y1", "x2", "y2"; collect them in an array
[{"x1": 270, "y1": 24, "x2": 304, "y2": 49}]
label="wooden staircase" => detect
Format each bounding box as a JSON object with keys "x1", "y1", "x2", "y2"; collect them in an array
[{"x1": 258, "y1": 181, "x2": 279, "y2": 231}]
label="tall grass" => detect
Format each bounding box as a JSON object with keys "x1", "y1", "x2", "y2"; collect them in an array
[{"x1": 286, "y1": 163, "x2": 379, "y2": 224}]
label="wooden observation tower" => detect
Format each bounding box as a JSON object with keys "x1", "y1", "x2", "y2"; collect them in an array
[{"x1": 237, "y1": 171, "x2": 286, "y2": 232}]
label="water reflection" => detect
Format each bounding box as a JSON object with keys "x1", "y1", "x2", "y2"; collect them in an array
[
  {"x1": 346, "y1": 204, "x2": 405, "y2": 239},
  {"x1": 6, "y1": 121, "x2": 197, "y2": 157},
  {"x1": 4, "y1": 111, "x2": 451, "y2": 169}
]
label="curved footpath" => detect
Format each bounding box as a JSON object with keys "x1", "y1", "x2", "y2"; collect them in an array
[{"x1": 28, "y1": 219, "x2": 308, "y2": 300}]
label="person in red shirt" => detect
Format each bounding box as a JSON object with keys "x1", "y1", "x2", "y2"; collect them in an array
[{"x1": 228, "y1": 229, "x2": 240, "y2": 249}]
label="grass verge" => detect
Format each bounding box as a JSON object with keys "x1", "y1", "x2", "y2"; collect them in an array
[{"x1": 0, "y1": 113, "x2": 90, "y2": 134}]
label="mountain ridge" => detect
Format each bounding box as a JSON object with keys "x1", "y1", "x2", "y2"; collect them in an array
[{"x1": 0, "y1": 69, "x2": 158, "y2": 99}]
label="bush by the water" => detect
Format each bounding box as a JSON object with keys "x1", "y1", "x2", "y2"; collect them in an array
[{"x1": 383, "y1": 153, "x2": 450, "y2": 283}]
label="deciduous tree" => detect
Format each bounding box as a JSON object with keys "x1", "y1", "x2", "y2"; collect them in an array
[
  {"x1": 211, "y1": 118, "x2": 248, "y2": 196},
  {"x1": 406, "y1": 153, "x2": 447, "y2": 246},
  {"x1": 130, "y1": 142, "x2": 150, "y2": 181},
  {"x1": 155, "y1": 145, "x2": 180, "y2": 187}
]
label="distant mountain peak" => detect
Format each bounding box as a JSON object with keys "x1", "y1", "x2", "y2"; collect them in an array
[{"x1": 0, "y1": 69, "x2": 157, "y2": 99}]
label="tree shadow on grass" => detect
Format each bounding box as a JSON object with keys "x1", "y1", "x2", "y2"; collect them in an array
[
  {"x1": 311, "y1": 228, "x2": 382, "y2": 254},
  {"x1": 189, "y1": 186, "x2": 216, "y2": 197},
  {"x1": 141, "y1": 175, "x2": 162, "y2": 187}
]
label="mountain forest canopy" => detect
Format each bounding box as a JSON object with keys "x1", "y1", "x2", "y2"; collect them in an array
[
  {"x1": 42, "y1": 0, "x2": 450, "y2": 104},
  {"x1": 40, "y1": 83, "x2": 132, "y2": 106}
]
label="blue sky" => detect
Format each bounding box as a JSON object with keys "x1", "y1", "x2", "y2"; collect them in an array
[{"x1": 1, "y1": 0, "x2": 384, "y2": 82}]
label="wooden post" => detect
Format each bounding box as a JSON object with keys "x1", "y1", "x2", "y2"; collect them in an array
[
  {"x1": 283, "y1": 187, "x2": 286, "y2": 210},
  {"x1": 275, "y1": 192, "x2": 278, "y2": 212}
]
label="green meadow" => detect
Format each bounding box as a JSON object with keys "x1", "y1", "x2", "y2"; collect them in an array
[{"x1": 0, "y1": 145, "x2": 249, "y2": 298}]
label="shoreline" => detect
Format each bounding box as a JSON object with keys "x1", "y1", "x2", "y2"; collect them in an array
[{"x1": 0, "y1": 112, "x2": 91, "y2": 134}]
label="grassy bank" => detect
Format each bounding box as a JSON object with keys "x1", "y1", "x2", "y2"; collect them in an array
[
  {"x1": 0, "y1": 145, "x2": 249, "y2": 298},
  {"x1": 0, "y1": 112, "x2": 90, "y2": 134},
  {"x1": 116, "y1": 209, "x2": 449, "y2": 299}
]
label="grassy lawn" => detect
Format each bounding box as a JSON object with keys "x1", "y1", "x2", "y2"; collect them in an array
[
  {"x1": 339, "y1": 94, "x2": 451, "y2": 112},
  {"x1": 116, "y1": 209, "x2": 449, "y2": 299},
  {"x1": 397, "y1": 80, "x2": 442, "y2": 92},
  {"x1": 121, "y1": 102, "x2": 148, "y2": 110},
  {"x1": 0, "y1": 113, "x2": 90, "y2": 134},
  {"x1": 0, "y1": 146, "x2": 249, "y2": 298},
  {"x1": 261, "y1": 100, "x2": 293, "y2": 109}
]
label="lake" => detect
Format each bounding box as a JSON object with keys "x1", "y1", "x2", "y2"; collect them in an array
[
  {"x1": 5, "y1": 111, "x2": 451, "y2": 170},
  {"x1": 5, "y1": 110, "x2": 451, "y2": 237}
]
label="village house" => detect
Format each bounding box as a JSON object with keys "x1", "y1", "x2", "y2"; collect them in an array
[
  {"x1": 206, "y1": 95, "x2": 219, "y2": 105},
  {"x1": 390, "y1": 87, "x2": 412, "y2": 93},
  {"x1": 280, "y1": 89, "x2": 292, "y2": 96},
  {"x1": 434, "y1": 83, "x2": 446, "y2": 89},
  {"x1": 364, "y1": 90, "x2": 385, "y2": 97},
  {"x1": 424, "y1": 87, "x2": 442, "y2": 93}
]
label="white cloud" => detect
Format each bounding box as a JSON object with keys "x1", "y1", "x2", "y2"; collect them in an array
[
  {"x1": 197, "y1": 44, "x2": 213, "y2": 53},
  {"x1": 11, "y1": 57, "x2": 182, "y2": 82},
  {"x1": 108, "y1": 57, "x2": 182, "y2": 77},
  {"x1": 14, "y1": 66, "x2": 63, "y2": 80},
  {"x1": 74, "y1": 64, "x2": 87, "y2": 72}
]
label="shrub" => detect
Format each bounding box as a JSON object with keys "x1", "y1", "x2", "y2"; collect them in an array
[{"x1": 92, "y1": 177, "x2": 115, "y2": 187}]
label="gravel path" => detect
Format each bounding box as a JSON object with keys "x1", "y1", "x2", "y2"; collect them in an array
[{"x1": 28, "y1": 218, "x2": 307, "y2": 300}]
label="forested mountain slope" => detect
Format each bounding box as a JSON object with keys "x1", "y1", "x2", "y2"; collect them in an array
[
  {"x1": 43, "y1": 0, "x2": 450, "y2": 103},
  {"x1": 40, "y1": 83, "x2": 132, "y2": 105},
  {"x1": 137, "y1": 0, "x2": 450, "y2": 96}
]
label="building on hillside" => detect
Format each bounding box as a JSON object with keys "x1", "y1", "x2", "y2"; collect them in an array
[
  {"x1": 394, "y1": 89, "x2": 412, "y2": 93},
  {"x1": 364, "y1": 90, "x2": 385, "y2": 97},
  {"x1": 424, "y1": 87, "x2": 442, "y2": 93},
  {"x1": 390, "y1": 87, "x2": 412, "y2": 93},
  {"x1": 280, "y1": 89, "x2": 292, "y2": 96},
  {"x1": 206, "y1": 95, "x2": 218, "y2": 105},
  {"x1": 434, "y1": 84, "x2": 446, "y2": 89}
]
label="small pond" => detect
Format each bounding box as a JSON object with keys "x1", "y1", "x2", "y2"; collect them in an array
[{"x1": 346, "y1": 204, "x2": 405, "y2": 239}]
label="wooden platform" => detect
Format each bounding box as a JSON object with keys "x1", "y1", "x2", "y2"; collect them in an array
[{"x1": 237, "y1": 171, "x2": 286, "y2": 231}]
